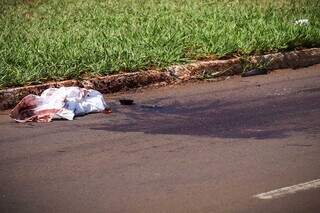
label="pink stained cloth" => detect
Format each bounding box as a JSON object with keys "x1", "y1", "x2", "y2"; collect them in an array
[{"x1": 10, "y1": 87, "x2": 108, "y2": 123}]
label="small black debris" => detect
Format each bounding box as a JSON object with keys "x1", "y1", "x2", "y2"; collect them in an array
[
  {"x1": 241, "y1": 68, "x2": 268, "y2": 77},
  {"x1": 119, "y1": 98, "x2": 134, "y2": 105},
  {"x1": 141, "y1": 104, "x2": 162, "y2": 109}
]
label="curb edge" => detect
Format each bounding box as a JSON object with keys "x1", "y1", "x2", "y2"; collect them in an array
[{"x1": 1, "y1": 48, "x2": 320, "y2": 110}]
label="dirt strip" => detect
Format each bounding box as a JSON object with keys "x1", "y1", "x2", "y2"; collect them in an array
[{"x1": 1, "y1": 48, "x2": 320, "y2": 110}]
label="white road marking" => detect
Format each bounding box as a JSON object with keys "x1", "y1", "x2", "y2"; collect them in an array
[{"x1": 254, "y1": 179, "x2": 320, "y2": 200}]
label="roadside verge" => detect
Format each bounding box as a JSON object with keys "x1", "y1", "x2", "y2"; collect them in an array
[{"x1": 1, "y1": 48, "x2": 320, "y2": 110}]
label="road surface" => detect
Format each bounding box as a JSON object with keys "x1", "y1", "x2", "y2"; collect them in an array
[{"x1": 1, "y1": 65, "x2": 320, "y2": 213}]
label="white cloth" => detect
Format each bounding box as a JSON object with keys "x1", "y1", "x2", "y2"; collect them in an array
[
  {"x1": 294, "y1": 19, "x2": 309, "y2": 26},
  {"x1": 10, "y1": 87, "x2": 108, "y2": 122}
]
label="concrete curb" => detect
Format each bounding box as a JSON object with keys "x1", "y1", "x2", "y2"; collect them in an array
[{"x1": 1, "y1": 48, "x2": 320, "y2": 110}]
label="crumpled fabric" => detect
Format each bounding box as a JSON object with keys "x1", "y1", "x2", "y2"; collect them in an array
[{"x1": 10, "y1": 87, "x2": 108, "y2": 122}]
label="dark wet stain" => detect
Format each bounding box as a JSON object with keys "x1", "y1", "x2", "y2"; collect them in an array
[{"x1": 90, "y1": 92, "x2": 320, "y2": 140}]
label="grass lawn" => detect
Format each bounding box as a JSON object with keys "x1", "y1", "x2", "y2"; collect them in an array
[{"x1": 1, "y1": 0, "x2": 319, "y2": 88}]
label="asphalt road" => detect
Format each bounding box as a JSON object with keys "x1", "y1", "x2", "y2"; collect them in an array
[{"x1": 1, "y1": 65, "x2": 320, "y2": 213}]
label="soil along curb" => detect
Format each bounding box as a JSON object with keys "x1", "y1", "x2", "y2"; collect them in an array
[
  {"x1": 0, "y1": 71, "x2": 173, "y2": 110},
  {"x1": 1, "y1": 48, "x2": 320, "y2": 110},
  {"x1": 168, "y1": 48, "x2": 320, "y2": 80}
]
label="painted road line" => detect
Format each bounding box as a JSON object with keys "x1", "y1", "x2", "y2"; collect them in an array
[{"x1": 254, "y1": 179, "x2": 320, "y2": 200}]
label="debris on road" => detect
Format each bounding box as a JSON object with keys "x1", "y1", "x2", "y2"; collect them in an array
[
  {"x1": 294, "y1": 19, "x2": 309, "y2": 26},
  {"x1": 241, "y1": 68, "x2": 268, "y2": 77},
  {"x1": 141, "y1": 104, "x2": 162, "y2": 109},
  {"x1": 103, "y1": 108, "x2": 113, "y2": 114},
  {"x1": 119, "y1": 98, "x2": 134, "y2": 105},
  {"x1": 10, "y1": 87, "x2": 109, "y2": 122}
]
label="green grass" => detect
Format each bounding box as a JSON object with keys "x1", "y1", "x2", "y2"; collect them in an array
[{"x1": 1, "y1": 0, "x2": 319, "y2": 88}]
